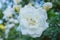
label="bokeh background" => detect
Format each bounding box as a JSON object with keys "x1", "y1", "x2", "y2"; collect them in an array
[{"x1": 0, "y1": 0, "x2": 60, "y2": 40}]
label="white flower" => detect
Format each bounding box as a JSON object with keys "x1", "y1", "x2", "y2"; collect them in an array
[
  {"x1": 13, "y1": 5, "x2": 20, "y2": 13},
  {"x1": 5, "y1": 23, "x2": 15, "y2": 29},
  {"x1": 13, "y1": 0, "x2": 22, "y2": 4},
  {"x1": 43, "y1": 2, "x2": 52, "y2": 11},
  {"x1": 8, "y1": 18, "x2": 18, "y2": 24},
  {"x1": 19, "y1": 5, "x2": 49, "y2": 38},
  {"x1": 5, "y1": 23, "x2": 15, "y2": 38},
  {"x1": 3, "y1": 7, "x2": 14, "y2": 19}
]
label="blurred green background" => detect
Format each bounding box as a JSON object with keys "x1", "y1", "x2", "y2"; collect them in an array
[{"x1": 0, "y1": 0, "x2": 60, "y2": 40}]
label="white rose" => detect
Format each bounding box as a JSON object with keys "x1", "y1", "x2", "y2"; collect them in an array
[
  {"x1": 3, "y1": 7, "x2": 14, "y2": 19},
  {"x1": 13, "y1": 0, "x2": 22, "y2": 4},
  {"x1": 43, "y1": 2, "x2": 52, "y2": 11},
  {"x1": 8, "y1": 18, "x2": 18, "y2": 24},
  {"x1": 5, "y1": 23, "x2": 15, "y2": 38},
  {"x1": 13, "y1": 5, "x2": 20, "y2": 13},
  {"x1": 19, "y1": 5, "x2": 49, "y2": 38}
]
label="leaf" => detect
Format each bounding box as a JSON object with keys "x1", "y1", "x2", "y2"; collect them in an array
[{"x1": 0, "y1": 9, "x2": 3, "y2": 19}]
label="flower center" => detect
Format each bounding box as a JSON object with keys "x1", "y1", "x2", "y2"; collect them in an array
[
  {"x1": 29, "y1": 19, "x2": 36, "y2": 26},
  {"x1": 24, "y1": 18, "x2": 36, "y2": 26}
]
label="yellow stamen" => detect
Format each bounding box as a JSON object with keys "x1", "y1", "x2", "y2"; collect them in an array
[{"x1": 0, "y1": 24, "x2": 5, "y2": 30}]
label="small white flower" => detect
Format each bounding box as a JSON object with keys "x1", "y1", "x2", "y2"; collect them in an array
[
  {"x1": 43, "y1": 2, "x2": 52, "y2": 11},
  {"x1": 13, "y1": 0, "x2": 22, "y2": 4},
  {"x1": 19, "y1": 5, "x2": 49, "y2": 38},
  {"x1": 8, "y1": 18, "x2": 18, "y2": 24},
  {"x1": 5, "y1": 23, "x2": 15, "y2": 38},
  {"x1": 3, "y1": 7, "x2": 14, "y2": 19},
  {"x1": 5, "y1": 23, "x2": 15, "y2": 29},
  {"x1": 13, "y1": 5, "x2": 20, "y2": 13}
]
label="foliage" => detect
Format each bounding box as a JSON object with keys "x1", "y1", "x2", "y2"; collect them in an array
[{"x1": 0, "y1": 0, "x2": 60, "y2": 40}]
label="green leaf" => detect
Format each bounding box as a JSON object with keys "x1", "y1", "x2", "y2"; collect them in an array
[{"x1": 0, "y1": 9, "x2": 3, "y2": 19}]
